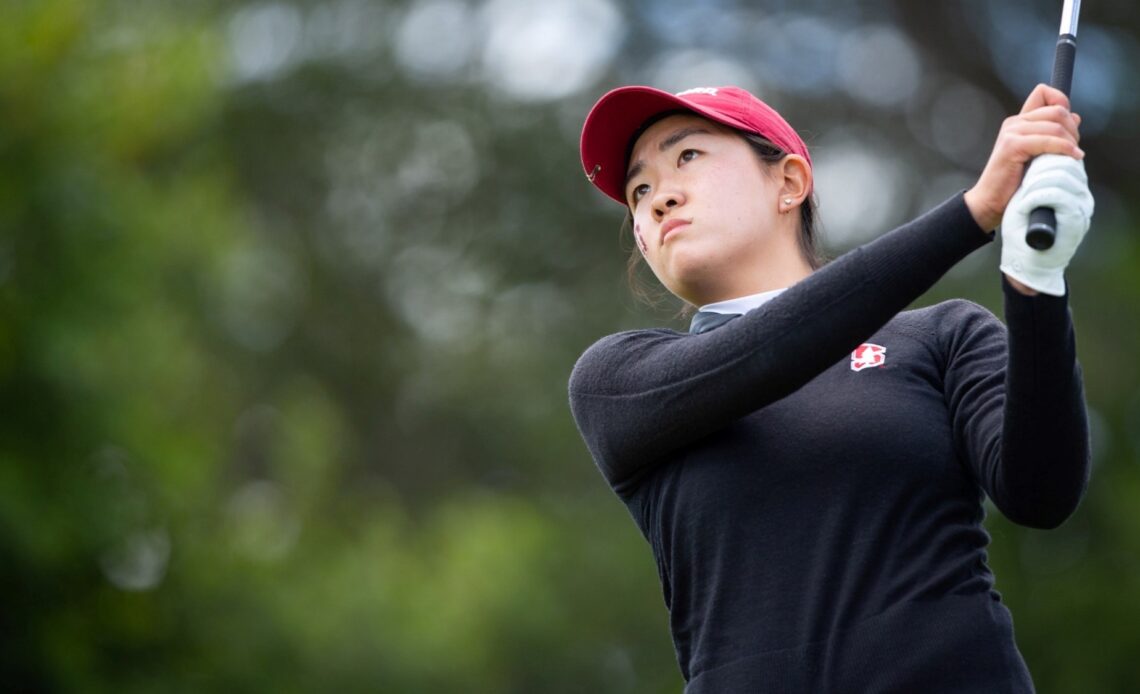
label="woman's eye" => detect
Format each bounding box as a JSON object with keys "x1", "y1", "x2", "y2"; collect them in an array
[
  {"x1": 679, "y1": 149, "x2": 700, "y2": 164},
  {"x1": 631, "y1": 183, "x2": 650, "y2": 203}
]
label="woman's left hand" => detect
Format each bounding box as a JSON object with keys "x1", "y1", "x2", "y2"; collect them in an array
[{"x1": 998, "y1": 154, "x2": 1094, "y2": 296}]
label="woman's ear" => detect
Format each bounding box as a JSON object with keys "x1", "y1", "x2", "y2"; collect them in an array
[{"x1": 778, "y1": 154, "x2": 812, "y2": 204}]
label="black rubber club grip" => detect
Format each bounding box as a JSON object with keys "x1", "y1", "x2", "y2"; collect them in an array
[
  {"x1": 1052, "y1": 34, "x2": 1077, "y2": 95},
  {"x1": 1026, "y1": 33, "x2": 1078, "y2": 251}
]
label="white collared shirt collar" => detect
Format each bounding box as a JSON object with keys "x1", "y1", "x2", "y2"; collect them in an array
[{"x1": 699, "y1": 287, "x2": 789, "y2": 315}]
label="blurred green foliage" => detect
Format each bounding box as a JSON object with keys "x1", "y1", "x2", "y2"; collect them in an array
[{"x1": 2, "y1": 1, "x2": 1138, "y2": 692}]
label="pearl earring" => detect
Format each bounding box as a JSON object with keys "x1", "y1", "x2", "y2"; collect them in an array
[{"x1": 784, "y1": 198, "x2": 793, "y2": 205}]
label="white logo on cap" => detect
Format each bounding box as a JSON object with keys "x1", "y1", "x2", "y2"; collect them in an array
[{"x1": 675, "y1": 87, "x2": 718, "y2": 97}]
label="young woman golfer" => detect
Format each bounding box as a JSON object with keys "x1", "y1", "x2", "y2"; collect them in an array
[{"x1": 569, "y1": 83, "x2": 1094, "y2": 692}]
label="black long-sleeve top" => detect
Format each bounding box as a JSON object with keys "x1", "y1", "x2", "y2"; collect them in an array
[{"x1": 568, "y1": 194, "x2": 1090, "y2": 692}]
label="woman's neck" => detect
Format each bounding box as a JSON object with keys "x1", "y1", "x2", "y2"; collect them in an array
[{"x1": 690, "y1": 253, "x2": 813, "y2": 306}]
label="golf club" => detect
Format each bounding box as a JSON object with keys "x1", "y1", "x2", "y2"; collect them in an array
[{"x1": 1026, "y1": 0, "x2": 1082, "y2": 250}]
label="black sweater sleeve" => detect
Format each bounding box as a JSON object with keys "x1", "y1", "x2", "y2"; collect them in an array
[
  {"x1": 568, "y1": 193, "x2": 993, "y2": 495},
  {"x1": 944, "y1": 278, "x2": 1090, "y2": 529}
]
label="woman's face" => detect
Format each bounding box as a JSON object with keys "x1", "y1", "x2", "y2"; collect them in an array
[{"x1": 624, "y1": 113, "x2": 802, "y2": 305}]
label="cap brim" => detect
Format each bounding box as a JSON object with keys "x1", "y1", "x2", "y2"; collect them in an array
[{"x1": 580, "y1": 86, "x2": 735, "y2": 205}]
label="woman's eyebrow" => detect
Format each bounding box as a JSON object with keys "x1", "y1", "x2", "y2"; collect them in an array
[
  {"x1": 658, "y1": 126, "x2": 711, "y2": 153},
  {"x1": 625, "y1": 127, "x2": 712, "y2": 191}
]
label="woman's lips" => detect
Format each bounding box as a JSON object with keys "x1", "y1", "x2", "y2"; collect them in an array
[{"x1": 660, "y1": 219, "x2": 690, "y2": 243}]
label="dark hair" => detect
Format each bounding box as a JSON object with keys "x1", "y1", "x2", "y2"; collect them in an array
[{"x1": 621, "y1": 123, "x2": 825, "y2": 312}]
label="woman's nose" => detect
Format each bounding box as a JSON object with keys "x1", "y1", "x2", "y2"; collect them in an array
[{"x1": 653, "y1": 189, "x2": 685, "y2": 217}]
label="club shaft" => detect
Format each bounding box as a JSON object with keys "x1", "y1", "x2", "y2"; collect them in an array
[{"x1": 1060, "y1": 0, "x2": 1080, "y2": 36}]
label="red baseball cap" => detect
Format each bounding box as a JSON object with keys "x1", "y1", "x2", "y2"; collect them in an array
[{"x1": 580, "y1": 85, "x2": 812, "y2": 205}]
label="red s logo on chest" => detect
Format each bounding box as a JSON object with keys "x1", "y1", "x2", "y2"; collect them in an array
[{"x1": 850, "y1": 343, "x2": 886, "y2": 372}]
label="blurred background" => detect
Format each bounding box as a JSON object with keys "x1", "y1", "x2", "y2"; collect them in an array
[{"x1": 2, "y1": 0, "x2": 1138, "y2": 691}]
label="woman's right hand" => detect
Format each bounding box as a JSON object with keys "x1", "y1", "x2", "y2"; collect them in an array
[{"x1": 964, "y1": 83, "x2": 1084, "y2": 232}]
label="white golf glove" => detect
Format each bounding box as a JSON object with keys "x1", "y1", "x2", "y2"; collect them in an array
[{"x1": 1000, "y1": 154, "x2": 1094, "y2": 296}]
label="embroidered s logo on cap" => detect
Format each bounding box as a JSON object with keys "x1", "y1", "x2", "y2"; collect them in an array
[
  {"x1": 675, "y1": 87, "x2": 719, "y2": 97},
  {"x1": 850, "y1": 343, "x2": 886, "y2": 372}
]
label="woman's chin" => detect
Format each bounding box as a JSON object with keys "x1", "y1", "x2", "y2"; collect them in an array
[{"x1": 662, "y1": 248, "x2": 724, "y2": 296}]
